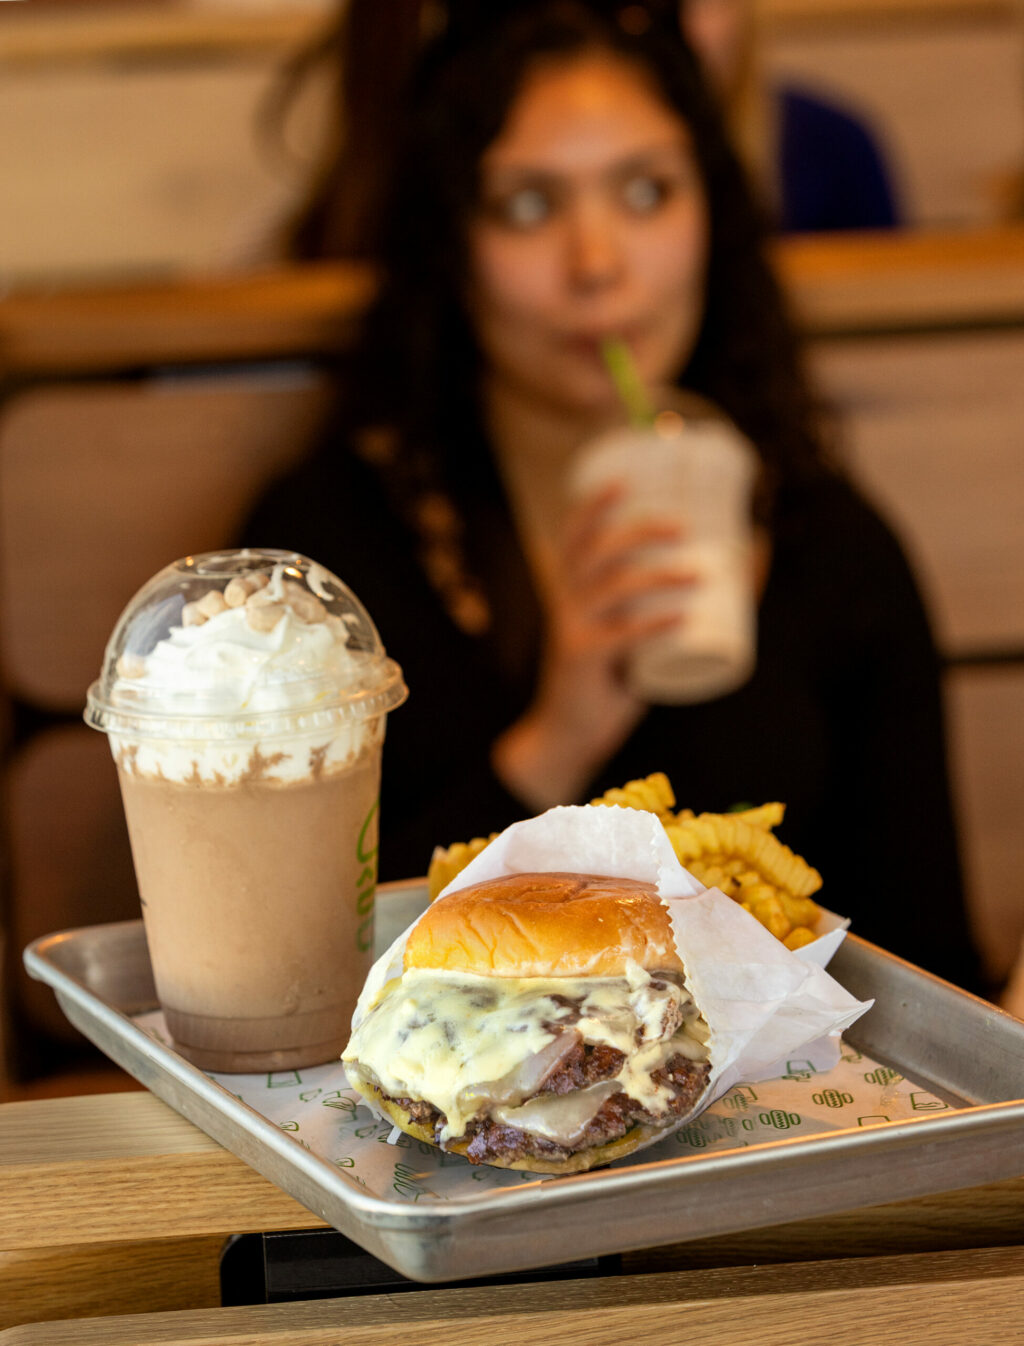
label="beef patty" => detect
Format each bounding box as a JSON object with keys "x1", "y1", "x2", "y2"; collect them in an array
[{"x1": 391, "y1": 1039, "x2": 710, "y2": 1165}]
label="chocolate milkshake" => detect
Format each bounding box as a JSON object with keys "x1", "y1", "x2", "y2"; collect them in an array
[{"x1": 85, "y1": 550, "x2": 407, "y2": 1072}]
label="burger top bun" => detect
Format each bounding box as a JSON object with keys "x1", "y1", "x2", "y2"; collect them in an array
[{"x1": 404, "y1": 872, "x2": 685, "y2": 979}]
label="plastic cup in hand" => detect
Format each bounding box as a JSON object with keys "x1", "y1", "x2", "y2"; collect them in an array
[
  {"x1": 84, "y1": 549, "x2": 407, "y2": 1072},
  {"x1": 569, "y1": 395, "x2": 758, "y2": 705}
]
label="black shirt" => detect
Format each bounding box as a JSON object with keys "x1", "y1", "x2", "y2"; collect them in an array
[{"x1": 245, "y1": 433, "x2": 984, "y2": 993}]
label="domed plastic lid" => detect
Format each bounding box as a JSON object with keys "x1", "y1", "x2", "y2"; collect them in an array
[{"x1": 85, "y1": 549, "x2": 407, "y2": 742}]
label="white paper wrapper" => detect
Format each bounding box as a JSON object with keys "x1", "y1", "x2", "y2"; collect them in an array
[{"x1": 348, "y1": 805, "x2": 871, "y2": 1152}]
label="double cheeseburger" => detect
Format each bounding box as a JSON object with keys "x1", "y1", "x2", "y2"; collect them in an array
[{"x1": 342, "y1": 872, "x2": 713, "y2": 1173}]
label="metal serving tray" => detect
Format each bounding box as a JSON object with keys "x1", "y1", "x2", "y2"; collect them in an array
[{"x1": 25, "y1": 880, "x2": 1024, "y2": 1283}]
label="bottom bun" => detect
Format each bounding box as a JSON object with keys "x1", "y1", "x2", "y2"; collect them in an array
[{"x1": 351, "y1": 1077, "x2": 685, "y2": 1175}]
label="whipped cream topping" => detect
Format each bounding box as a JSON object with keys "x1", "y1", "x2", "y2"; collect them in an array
[
  {"x1": 108, "y1": 567, "x2": 388, "y2": 785},
  {"x1": 119, "y1": 605, "x2": 363, "y2": 717}
]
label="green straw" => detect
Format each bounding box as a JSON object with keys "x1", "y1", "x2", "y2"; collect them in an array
[{"x1": 600, "y1": 336, "x2": 655, "y2": 427}]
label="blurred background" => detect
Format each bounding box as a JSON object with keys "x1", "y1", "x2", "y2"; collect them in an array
[
  {"x1": 3, "y1": 0, "x2": 1022, "y2": 284},
  {"x1": 1, "y1": 0, "x2": 1022, "y2": 1097}
]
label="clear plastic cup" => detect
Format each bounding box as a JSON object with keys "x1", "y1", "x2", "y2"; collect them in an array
[
  {"x1": 569, "y1": 398, "x2": 758, "y2": 705},
  {"x1": 85, "y1": 549, "x2": 407, "y2": 1072}
]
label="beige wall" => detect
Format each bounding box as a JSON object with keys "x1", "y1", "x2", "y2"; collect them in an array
[
  {"x1": 0, "y1": 2, "x2": 333, "y2": 286},
  {"x1": 1, "y1": 1, "x2": 1022, "y2": 285},
  {"x1": 761, "y1": 14, "x2": 1024, "y2": 227},
  {"x1": 810, "y1": 328, "x2": 1024, "y2": 984}
]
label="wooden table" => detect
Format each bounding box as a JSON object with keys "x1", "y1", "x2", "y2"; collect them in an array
[{"x1": 1, "y1": 1090, "x2": 1022, "y2": 1343}]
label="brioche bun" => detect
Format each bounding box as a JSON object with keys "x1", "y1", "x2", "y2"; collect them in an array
[
  {"x1": 404, "y1": 871, "x2": 683, "y2": 979},
  {"x1": 353, "y1": 1076, "x2": 676, "y2": 1175}
]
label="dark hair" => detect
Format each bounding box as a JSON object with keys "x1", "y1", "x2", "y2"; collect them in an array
[{"x1": 288, "y1": 1, "x2": 834, "y2": 518}]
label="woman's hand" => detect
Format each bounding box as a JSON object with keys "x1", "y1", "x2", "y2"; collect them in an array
[{"x1": 492, "y1": 482, "x2": 695, "y2": 809}]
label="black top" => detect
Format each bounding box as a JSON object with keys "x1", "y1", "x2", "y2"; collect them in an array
[{"x1": 245, "y1": 431, "x2": 983, "y2": 993}]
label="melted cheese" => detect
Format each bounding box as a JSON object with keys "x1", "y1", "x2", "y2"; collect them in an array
[
  {"x1": 492, "y1": 1081, "x2": 620, "y2": 1144},
  {"x1": 343, "y1": 962, "x2": 708, "y2": 1144}
]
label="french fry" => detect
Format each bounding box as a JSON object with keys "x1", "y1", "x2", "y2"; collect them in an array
[
  {"x1": 426, "y1": 835, "x2": 496, "y2": 900},
  {"x1": 730, "y1": 802, "x2": 786, "y2": 830},
  {"x1": 784, "y1": 926, "x2": 818, "y2": 951},
  {"x1": 590, "y1": 771, "x2": 676, "y2": 822}
]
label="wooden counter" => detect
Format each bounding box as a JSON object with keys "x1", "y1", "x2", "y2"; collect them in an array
[
  {"x1": 2, "y1": 227, "x2": 1022, "y2": 381},
  {"x1": 0, "y1": 265, "x2": 376, "y2": 382},
  {"x1": 776, "y1": 225, "x2": 1024, "y2": 337},
  {"x1": 1, "y1": 1091, "x2": 1023, "y2": 1339}
]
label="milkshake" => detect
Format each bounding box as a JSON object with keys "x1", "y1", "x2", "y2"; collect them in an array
[
  {"x1": 569, "y1": 398, "x2": 758, "y2": 705},
  {"x1": 85, "y1": 550, "x2": 407, "y2": 1072}
]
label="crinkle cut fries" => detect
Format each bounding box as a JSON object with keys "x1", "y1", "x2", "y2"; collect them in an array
[{"x1": 426, "y1": 773, "x2": 823, "y2": 950}]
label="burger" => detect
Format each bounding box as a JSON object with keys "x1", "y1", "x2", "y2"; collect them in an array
[{"x1": 342, "y1": 871, "x2": 713, "y2": 1173}]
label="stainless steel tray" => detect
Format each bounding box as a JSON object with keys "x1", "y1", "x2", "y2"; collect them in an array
[{"x1": 24, "y1": 880, "x2": 1024, "y2": 1283}]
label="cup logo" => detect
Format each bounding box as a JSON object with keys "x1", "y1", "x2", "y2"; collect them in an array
[{"x1": 356, "y1": 799, "x2": 380, "y2": 953}]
